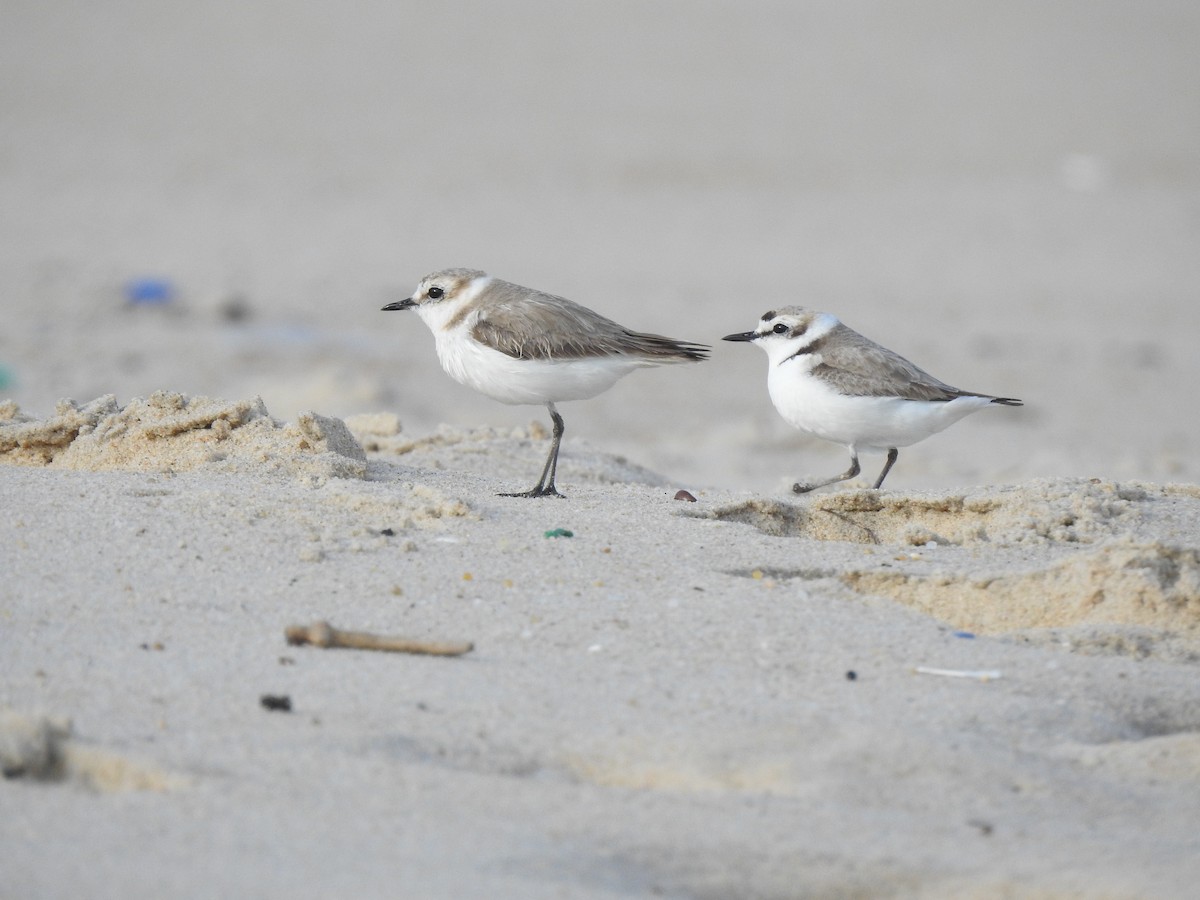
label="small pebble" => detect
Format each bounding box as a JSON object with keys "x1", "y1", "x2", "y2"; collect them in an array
[
  {"x1": 845, "y1": 670, "x2": 858, "y2": 681},
  {"x1": 218, "y1": 294, "x2": 252, "y2": 322},
  {"x1": 673, "y1": 490, "x2": 697, "y2": 502},
  {"x1": 260, "y1": 695, "x2": 292, "y2": 712},
  {"x1": 968, "y1": 818, "x2": 995, "y2": 836}
]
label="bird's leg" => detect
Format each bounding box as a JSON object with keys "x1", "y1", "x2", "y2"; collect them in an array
[
  {"x1": 871, "y1": 448, "x2": 899, "y2": 489},
  {"x1": 793, "y1": 452, "x2": 861, "y2": 494},
  {"x1": 499, "y1": 403, "x2": 566, "y2": 498},
  {"x1": 538, "y1": 404, "x2": 566, "y2": 496}
]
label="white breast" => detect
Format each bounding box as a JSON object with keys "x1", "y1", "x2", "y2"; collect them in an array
[
  {"x1": 432, "y1": 326, "x2": 646, "y2": 405},
  {"x1": 767, "y1": 358, "x2": 995, "y2": 451}
]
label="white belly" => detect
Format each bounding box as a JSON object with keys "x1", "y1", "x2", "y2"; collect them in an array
[
  {"x1": 434, "y1": 333, "x2": 646, "y2": 405},
  {"x1": 767, "y1": 361, "x2": 994, "y2": 451}
]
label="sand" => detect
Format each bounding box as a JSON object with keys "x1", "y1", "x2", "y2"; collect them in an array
[
  {"x1": 3, "y1": 397, "x2": 1199, "y2": 898},
  {"x1": 3, "y1": 2, "x2": 1200, "y2": 898}
]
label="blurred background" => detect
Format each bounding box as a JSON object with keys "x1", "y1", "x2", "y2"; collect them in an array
[{"x1": 2, "y1": 0, "x2": 1197, "y2": 490}]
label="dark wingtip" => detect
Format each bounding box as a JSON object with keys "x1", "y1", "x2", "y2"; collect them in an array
[
  {"x1": 991, "y1": 397, "x2": 1024, "y2": 407},
  {"x1": 640, "y1": 336, "x2": 710, "y2": 361},
  {"x1": 661, "y1": 342, "x2": 710, "y2": 362}
]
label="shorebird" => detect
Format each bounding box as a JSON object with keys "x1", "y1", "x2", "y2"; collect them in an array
[
  {"x1": 385, "y1": 268, "x2": 708, "y2": 497},
  {"x1": 724, "y1": 306, "x2": 1022, "y2": 491}
]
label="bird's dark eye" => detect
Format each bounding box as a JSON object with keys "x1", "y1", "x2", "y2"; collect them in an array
[
  {"x1": 772, "y1": 322, "x2": 788, "y2": 334},
  {"x1": 427, "y1": 286, "x2": 444, "y2": 300}
]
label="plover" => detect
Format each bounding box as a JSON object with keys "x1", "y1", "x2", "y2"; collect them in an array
[
  {"x1": 723, "y1": 307, "x2": 1022, "y2": 492},
  {"x1": 385, "y1": 268, "x2": 708, "y2": 497}
]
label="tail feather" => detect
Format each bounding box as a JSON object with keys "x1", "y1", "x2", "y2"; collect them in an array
[{"x1": 625, "y1": 331, "x2": 710, "y2": 362}]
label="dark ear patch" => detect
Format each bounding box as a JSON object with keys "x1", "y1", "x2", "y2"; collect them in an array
[
  {"x1": 760, "y1": 310, "x2": 776, "y2": 322},
  {"x1": 790, "y1": 323, "x2": 808, "y2": 338}
]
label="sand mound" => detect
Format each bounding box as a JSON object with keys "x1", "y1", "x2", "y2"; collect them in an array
[
  {"x1": 842, "y1": 538, "x2": 1200, "y2": 637},
  {"x1": 265, "y1": 480, "x2": 472, "y2": 560},
  {"x1": 1, "y1": 708, "x2": 184, "y2": 792},
  {"x1": 373, "y1": 422, "x2": 670, "y2": 487},
  {"x1": 342, "y1": 411, "x2": 403, "y2": 450},
  {"x1": 1052, "y1": 732, "x2": 1200, "y2": 781},
  {"x1": 0, "y1": 391, "x2": 366, "y2": 480},
  {"x1": 700, "y1": 478, "x2": 1152, "y2": 545},
  {"x1": 565, "y1": 748, "x2": 798, "y2": 794},
  {"x1": 1010, "y1": 625, "x2": 1200, "y2": 664}
]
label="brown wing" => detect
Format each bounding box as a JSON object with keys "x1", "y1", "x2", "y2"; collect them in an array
[
  {"x1": 471, "y1": 282, "x2": 708, "y2": 362},
  {"x1": 812, "y1": 323, "x2": 982, "y2": 401}
]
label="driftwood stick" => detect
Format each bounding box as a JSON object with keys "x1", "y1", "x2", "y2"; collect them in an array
[{"x1": 285, "y1": 620, "x2": 473, "y2": 657}]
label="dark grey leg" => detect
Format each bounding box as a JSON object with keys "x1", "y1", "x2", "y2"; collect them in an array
[
  {"x1": 872, "y1": 448, "x2": 899, "y2": 489},
  {"x1": 538, "y1": 404, "x2": 566, "y2": 496},
  {"x1": 793, "y1": 452, "x2": 861, "y2": 494},
  {"x1": 499, "y1": 403, "x2": 566, "y2": 498}
]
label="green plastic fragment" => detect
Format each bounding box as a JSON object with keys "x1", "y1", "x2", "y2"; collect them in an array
[{"x1": 543, "y1": 528, "x2": 574, "y2": 539}]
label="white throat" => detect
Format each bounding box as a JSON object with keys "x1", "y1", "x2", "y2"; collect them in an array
[
  {"x1": 416, "y1": 274, "x2": 494, "y2": 334},
  {"x1": 761, "y1": 312, "x2": 840, "y2": 367}
]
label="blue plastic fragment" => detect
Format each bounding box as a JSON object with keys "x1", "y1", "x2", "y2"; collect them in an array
[
  {"x1": 126, "y1": 277, "x2": 175, "y2": 305},
  {"x1": 952, "y1": 631, "x2": 976, "y2": 639}
]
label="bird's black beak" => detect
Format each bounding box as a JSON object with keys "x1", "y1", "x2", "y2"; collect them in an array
[
  {"x1": 382, "y1": 298, "x2": 416, "y2": 312},
  {"x1": 722, "y1": 331, "x2": 758, "y2": 342}
]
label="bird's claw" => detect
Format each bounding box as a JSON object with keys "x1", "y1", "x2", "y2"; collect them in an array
[{"x1": 498, "y1": 486, "x2": 565, "y2": 499}]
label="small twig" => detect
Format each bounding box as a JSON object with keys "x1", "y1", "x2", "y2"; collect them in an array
[
  {"x1": 284, "y1": 620, "x2": 473, "y2": 657},
  {"x1": 913, "y1": 666, "x2": 1002, "y2": 682}
]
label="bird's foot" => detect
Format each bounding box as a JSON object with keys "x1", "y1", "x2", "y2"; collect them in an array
[
  {"x1": 791, "y1": 482, "x2": 817, "y2": 495},
  {"x1": 498, "y1": 485, "x2": 565, "y2": 499}
]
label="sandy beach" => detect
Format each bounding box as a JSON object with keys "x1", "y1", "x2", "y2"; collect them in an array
[{"x1": 3, "y1": 2, "x2": 1200, "y2": 897}]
